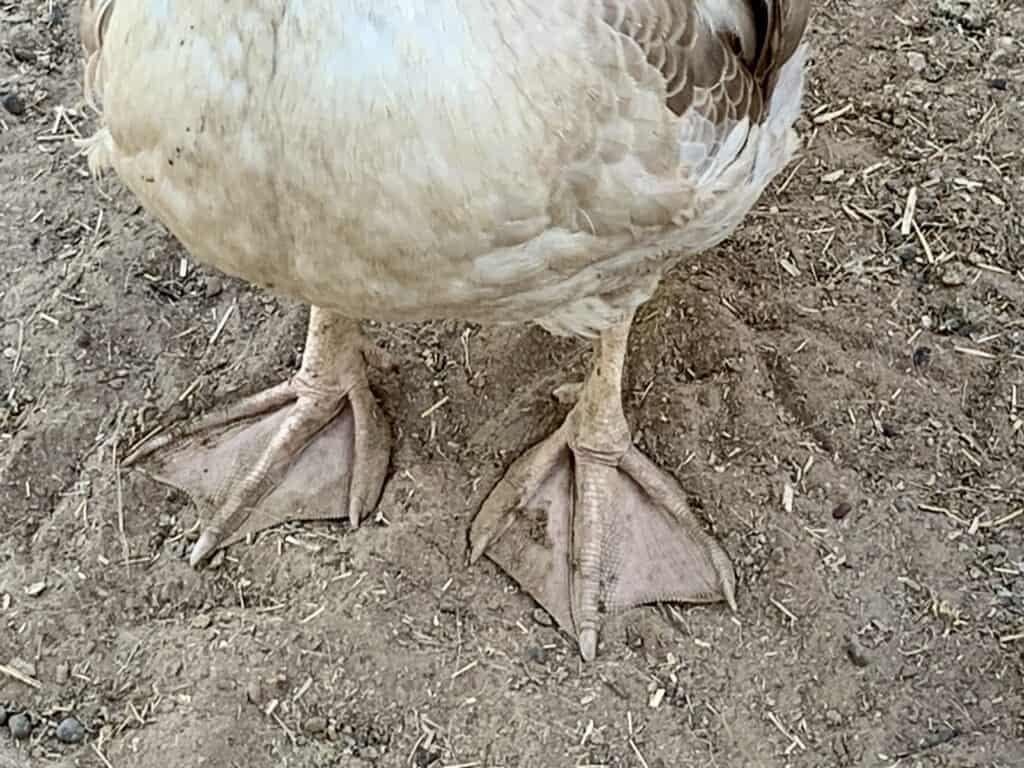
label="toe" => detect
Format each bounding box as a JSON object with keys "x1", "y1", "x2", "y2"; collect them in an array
[
  {"x1": 468, "y1": 425, "x2": 569, "y2": 563},
  {"x1": 189, "y1": 529, "x2": 221, "y2": 568},
  {"x1": 348, "y1": 386, "x2": 391, "y2": 527}
]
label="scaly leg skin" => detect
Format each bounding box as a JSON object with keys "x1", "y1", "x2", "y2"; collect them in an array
[
  {"x1": 126, "y1": 307, "x2": 391, "y2": 567},
  {"x1": 469, "y1": 309, "x2": 736, "y2": 661}
]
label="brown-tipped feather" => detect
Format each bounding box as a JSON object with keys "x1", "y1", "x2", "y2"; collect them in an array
[
  {"x1": 601, "y1": 0, "x2": 810, "y2": 124},
  {"x1": 80, "y1": 0, "x2": 114, "y2": 109}
]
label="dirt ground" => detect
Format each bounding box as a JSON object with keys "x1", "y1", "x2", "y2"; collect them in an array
[{"x1": 2, "y1": 1, "x2": 1022, "y2": 766}]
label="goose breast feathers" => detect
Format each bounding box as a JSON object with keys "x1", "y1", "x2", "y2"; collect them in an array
[{"x1": 82, "y1": 0, "x2": 810, "y2": 336}]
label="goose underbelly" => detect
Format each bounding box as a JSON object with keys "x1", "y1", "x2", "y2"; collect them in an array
[{"x1": 99, "y1": 0, "x2": 638, "y2": 323}]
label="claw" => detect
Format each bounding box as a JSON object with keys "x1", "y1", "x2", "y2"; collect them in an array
[
  {"x1": 190, "y1": 530, "x2": 220, "y2": 568},
  {"x1": 578, "y1": 627, "x2": 598, "y2": 662}
]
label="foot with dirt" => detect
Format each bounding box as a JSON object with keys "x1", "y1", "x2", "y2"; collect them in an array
[
  {"x1": 471, "y1": 311, "x2": 736, "y2": 661},
  {"x1": 124, "y1": 309, "x2": 391, "y2": 566}
]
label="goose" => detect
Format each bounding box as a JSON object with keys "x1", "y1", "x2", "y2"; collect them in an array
[{"x1": 80, "y1": 0, "x2": 810, "y2": 660}]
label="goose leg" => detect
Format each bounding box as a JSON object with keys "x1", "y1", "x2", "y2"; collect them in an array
[
  {"x1": 127, "y1": 307, "x2": 391, "y2": 566},
  {"x1": 469, "y1": 310, "x2": 736, "y2": 660}
]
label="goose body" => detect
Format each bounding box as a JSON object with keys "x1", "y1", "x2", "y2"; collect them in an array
[
  {"x1": 85, "y1": 0, "x2": 807, "y2": 335},
  {"x1": 82, "y1": 0, "x2": 810, "y2": 659}
]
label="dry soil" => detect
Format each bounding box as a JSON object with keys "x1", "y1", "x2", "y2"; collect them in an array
[{"x1": 1, "y1": 1, "x2": 1022, "y2": 767}]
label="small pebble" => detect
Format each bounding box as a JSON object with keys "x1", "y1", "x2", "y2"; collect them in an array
[
  {"x1": 989, "y1": 38, "x2": 1017, "y2": 68},
  {"x1": 894, "y1": 496, "x2": 915, "y2": 514},
  {"x1": 411, "y1": 745, "x2": 437, "y2": 768},
  {"x1": 893, "y1": 241, "x2": 919, "y2": 263},
  {"x1": 995, "y1": 35, "x2": 1018, "y2": 55},
  {"x1": 56, "y1": 717, "x2": 85, "y2": 744},
  {"x1": 25, "y1": 580, "x2": 47, "y2": 597},
  {"x1": 825, "y1": 709, "x2": 843, "y2": 727},
  {"x1": 204, "y1": 277, "x2": 224, "y2": 297},
  {"x1": 190, "y1": 614, "x2": 212, "y2": 629},
  {"x1": 832, "y1": 502, "x2": 852, "y2": 520},
  {"x1": 11, "y1": 46, "x2": 36, "y2": 64},
  {"x1": 55, "y1": 662, "x2": 70, "y2": 685},
  {"x1": 2, "y1": 93, "x2": 26, "y2": 116},
  {"x1": 906, "y1": 51, "x2": 926, "y2": 72},
  {"x1": 846, "y1": 637, "x2": 872, "y2": 668},
  {"x1": 940, "y1": 262, "x2": 969, "y2": 286},
  {"x1": 437, "y1": 598, "x2": 457, "y2": 615},
  {"x1": 246, "y1": 678, "x2": 263, "y2": 705},
  {"x1": 912, "y1": 347, "x2": 931, "y2": 368},
  {"x1": 8, "y1": 712, "x2": 32, "y2": 740},
  {"x1": 304, "y1": 716, "x2": 327, "y2": 734},
  {"x1": 532, "y1": 608, "x2": 553, "y2": 627},
  {"x1": 526, "y1": 645, "x2": 546, "y2": 665}
]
